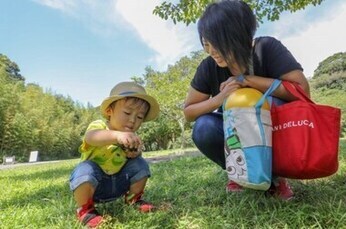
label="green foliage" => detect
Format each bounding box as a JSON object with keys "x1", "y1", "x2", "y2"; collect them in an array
[
  {"x1": 310, "y1": 72, "x2": 346, "y2": 91},
  {"x1": 0, "y1": 73, "x2": 25, "y2": 157},
  {"x1": 309, "y1": 53, "x2": 346, "y2": 138},
  {"x1": 0, "y1": 55, "x2": 99, "y2": 162},
  {"x1": 138, "y1": 116, "x2": 174, "y2": 151},
  {"x1": 313, "y1": 52, "x2": 346, "y2": 78},
  {"x1": 138, "y1": 51, "x2": 207, "y2": 149},
  {"x1": 153, "y1": 0, "x2": 324, "y2": 25},
  {"x1": 310, "y1": 77, "x2": 346, "y2": 138},
  {"x1": 0, "y1": 53, "x2": 25, "y2": 81}
]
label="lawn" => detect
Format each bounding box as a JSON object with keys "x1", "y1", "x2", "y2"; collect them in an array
[{"x1": 1, "y1": 140, "x2": 346, "y2": 228}]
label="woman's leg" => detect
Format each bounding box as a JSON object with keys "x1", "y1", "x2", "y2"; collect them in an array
[
  {"x1": 268, "y1": 96, "x2": 294, "y2": 200},
  {"x1": 192, "y1": 112, "x2": 225, "y2": 169}
]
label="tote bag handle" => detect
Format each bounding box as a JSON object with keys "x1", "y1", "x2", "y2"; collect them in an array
[
  {"x1": 281, "y1": 81, "x2": 314, "y2": 104},
  {"x1": 255, "y1": 79, "x2": 281, "y2": 109}
]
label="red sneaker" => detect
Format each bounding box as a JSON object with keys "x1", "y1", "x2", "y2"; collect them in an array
[
  {"x1": 267, "y1": 178, "x2": 294, "y2": 201},
  {"x1": 125, "y1": 192, "x2": 155, "y2": 213},
  {"x1": 226, "y1": 180, "x2": 243, "y2": 192},
  {"x1": 77, "y1": 199, "x2": 103, "y2": 228}
]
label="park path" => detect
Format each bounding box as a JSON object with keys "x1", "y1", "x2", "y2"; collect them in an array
[{"x1": 0, "y1": 150, "x2": 202, "y2": 171}]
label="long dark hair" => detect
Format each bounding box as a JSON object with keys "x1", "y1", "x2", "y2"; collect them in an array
[{"x1": 198, "y1": 0, "x2": 257, "y2": 70}]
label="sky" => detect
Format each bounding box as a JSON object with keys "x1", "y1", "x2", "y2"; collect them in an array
[{"x1": 0, "y1": 0, "x2": 345, "y2": 107}]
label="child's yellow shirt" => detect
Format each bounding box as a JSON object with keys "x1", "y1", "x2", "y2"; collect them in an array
[{"x1": 79, "y1": 120, "x2": 127, "y2": 175}]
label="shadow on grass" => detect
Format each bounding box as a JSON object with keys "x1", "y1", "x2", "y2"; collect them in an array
[
  {"x1": 1, "y1": 166, "x2": 73, "y2": 182},
  {"x1": 0, "y1": 179, "x2": 72, "y2": 212},
  {"x1": 0, "y1": 164, "x2": 74, "y2": 210}
]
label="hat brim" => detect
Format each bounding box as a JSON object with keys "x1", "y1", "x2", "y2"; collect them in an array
[{"x1": 100, "y1": 94, "x2": 160, "y2": 122}]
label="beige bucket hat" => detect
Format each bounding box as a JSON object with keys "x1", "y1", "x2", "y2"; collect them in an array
[{"x1": 100, "y1": 81, "x2": 160, "y2": 122}]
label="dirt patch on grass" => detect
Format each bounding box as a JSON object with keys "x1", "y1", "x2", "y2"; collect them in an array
[
  {"x1": 0, "y1": 150, "x2": 203, "y2": 170},
  {"x1": 145, "y1": 150, "x2": 202, "y2": 164}
]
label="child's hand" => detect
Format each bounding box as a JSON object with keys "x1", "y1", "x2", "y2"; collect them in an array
[
  {"x1": 125, "y1": 148, "x2": 142, "y2": 158},
  {"x1": 119, "y1": 144, "x2": 143, "y2": 158},
  {"x1": 116, "y1": 132, "x2": 142, "y2": 150}
]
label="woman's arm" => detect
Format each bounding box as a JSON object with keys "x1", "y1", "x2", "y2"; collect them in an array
[
  {"x1": 184, "y1": 81, "x2": 242, "y2": 122},
  {"x1": 183, "y1": 87, "x2": 214, "y2": 122},
  {"x1": 243, "y1": 70, "x2": 310, "y2": 101}
]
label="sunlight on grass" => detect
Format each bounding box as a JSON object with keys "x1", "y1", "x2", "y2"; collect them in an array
[{"x1": 0, "y1": 143, "x2": 345, "y2": 228}]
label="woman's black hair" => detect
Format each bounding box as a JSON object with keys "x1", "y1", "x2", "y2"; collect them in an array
[{"x1": 198, "y1": 0, "x2": 257, "y2": 70}]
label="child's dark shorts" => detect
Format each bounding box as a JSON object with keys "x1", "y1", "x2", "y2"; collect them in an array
[{"x1": 69, "y1": 156, "x2": 150, "y2": 203}]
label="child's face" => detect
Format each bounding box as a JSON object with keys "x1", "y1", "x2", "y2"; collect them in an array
[{"x1": 106, "y1": 98, "x2": 149, "y2": 132}]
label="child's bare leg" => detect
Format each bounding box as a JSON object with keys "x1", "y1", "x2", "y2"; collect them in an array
[
  {"x1": 125, "y1": 177, "x2": 154, "y2": 212},
  {"x1": 128, "y1": 177, "x2": 147, "y2": 196},
  {"x1": 73, "y1": 182, "x2": 104, "y2": 227},
  {"x1": 74, "y1": 182, "x2": 95, "y2": 207}
]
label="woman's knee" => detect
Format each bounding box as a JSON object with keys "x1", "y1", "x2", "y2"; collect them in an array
[{"x1": 192, "y1": 113, "x2": 223, "y2": 144}]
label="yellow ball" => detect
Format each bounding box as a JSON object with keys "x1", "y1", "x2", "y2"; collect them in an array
[{"x1": 224, "y1": 88, "x2": 270, "y2": 110}]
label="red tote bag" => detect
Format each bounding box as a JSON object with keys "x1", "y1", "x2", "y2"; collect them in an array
[{"x1": 271, "y1": 81, "x2": 341, "y2": 179}]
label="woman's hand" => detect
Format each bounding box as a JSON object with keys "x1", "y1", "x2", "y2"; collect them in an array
[
  {"x1": 183, "y1": 76, "x2": 244, "y2": 122},
  {"x1": 219, "y1": 76, "x2": 243, "y2": 100}
]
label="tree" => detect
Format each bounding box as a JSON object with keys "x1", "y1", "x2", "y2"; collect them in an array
[
  {"x1": 0, "y1": 55, "x2": 100, "y2": 162},
  {"x1": 153, "y1": 0, "x2": 324, "y2": 25},
  {"x1": 309, "y1": 52, "x2": 346, "y2": 138},
  {"x1": 138, "y1": 116, "x2": 172, "y2": 151},
  {"x1": 0, "y1": 54, "x2": 25, "y2": 81},
  {"x1": 0, "y1": 79, "x2": 26, "y2": 158},
  {"x1": 313, "y1": 52, "x2": 346, "y2": 79},
  {"x1": 141, "y1": 51, "x2": 206, "y2": 149}
]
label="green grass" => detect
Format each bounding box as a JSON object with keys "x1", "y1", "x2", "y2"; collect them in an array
[{"x1": 1, "y1": 141, "x2": 346, "y2": 228}]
